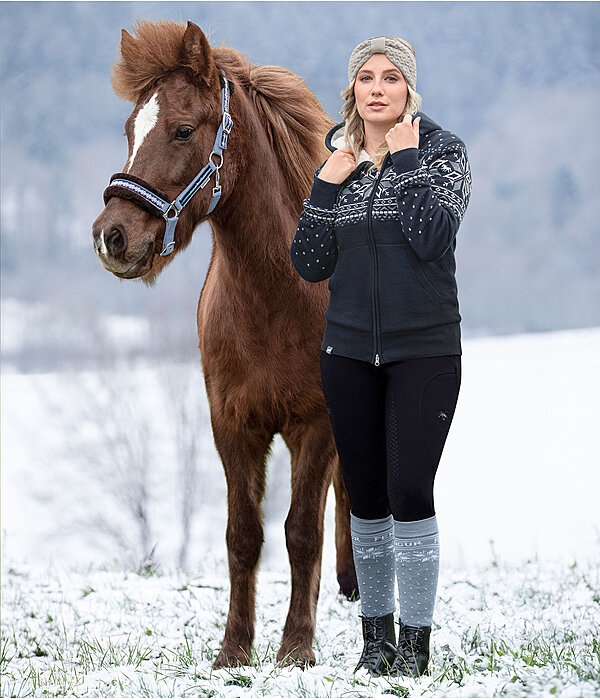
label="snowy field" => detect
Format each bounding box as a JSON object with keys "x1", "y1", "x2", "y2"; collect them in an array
[
  {"x1": 2, "y1": 324, "x2": 600, "y2": 696},
  {"x1": 2, "y1": 556, "x2": 599, "y2": 697}
]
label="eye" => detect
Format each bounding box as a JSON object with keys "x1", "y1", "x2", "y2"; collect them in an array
[
  {"x1": 359, "y1": 76, "x2": 372, "y2": 82},
  {"x1": 176, "y1": 125, "x2": 195, "y2": 141}
]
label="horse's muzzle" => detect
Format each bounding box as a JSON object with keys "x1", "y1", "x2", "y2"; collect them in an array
[{"x1": 92, "y1": 202, "x2": 159, "y2": 279}]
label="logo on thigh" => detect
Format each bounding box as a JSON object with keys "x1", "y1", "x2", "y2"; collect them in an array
[{"x1": 420, "y1": 372, "x2": 459, "y2": 466}]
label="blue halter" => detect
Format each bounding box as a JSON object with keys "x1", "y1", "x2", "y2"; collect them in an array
[{"x1": 103, "y1": 70, "x2": 233, "y2": 257}]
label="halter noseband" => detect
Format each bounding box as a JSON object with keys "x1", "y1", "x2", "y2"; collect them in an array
[{"x1": 103, "y1": 70, "x2": 233, "y2": 257}]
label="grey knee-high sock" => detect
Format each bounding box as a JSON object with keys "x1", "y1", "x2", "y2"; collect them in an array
[
  {"x1": 393, "y1": 515, "x2": 440, "y2": 627},
  {"x1": 350, "y1": 512, "x2": 396, "y2": 617}
]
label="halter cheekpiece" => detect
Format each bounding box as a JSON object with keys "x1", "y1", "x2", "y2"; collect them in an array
[{"x1": 103, "y1": 70, "x2": 233, "y2": 257}]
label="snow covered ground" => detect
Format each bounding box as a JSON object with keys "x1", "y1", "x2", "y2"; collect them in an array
[
  {"x1": 2, "y1": 556, "x2": 599, "y2": 697},
  {"x1": 2, "y1": 324, "x2": 600, "y2": 696}
]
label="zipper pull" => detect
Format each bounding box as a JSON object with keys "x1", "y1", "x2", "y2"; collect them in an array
[{"x1": 374, "y1": 354, "x2": 380, "y2": 366}]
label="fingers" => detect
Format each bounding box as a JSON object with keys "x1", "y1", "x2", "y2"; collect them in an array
[
  {"x1": 318, "y1": 146, "x2": 357, "y2": 183},
  {"x1": 335, "y1": 148, "x2": 357, "y2": 167},
  {"x1": 402, "y1": 114, "x2": 421, "y2": 124}
]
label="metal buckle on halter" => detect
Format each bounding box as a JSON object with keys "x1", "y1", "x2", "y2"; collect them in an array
[
  {"x1": 221, "y1": 112, "x2": 233, "y2": 135},
  {"x1": 213, "y1": 167, "x2": 221, "y2": 194},
  {"x1": 160, "y1": 239, "x2": 176, "y2": 257},
  {"x1": 160, "y1": 203, "x2": 180, "y2": 257}
]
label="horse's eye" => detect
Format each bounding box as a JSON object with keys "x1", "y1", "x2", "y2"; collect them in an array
[{"x1": 176, "y1": 126, "x2": 194, "y2": 140}]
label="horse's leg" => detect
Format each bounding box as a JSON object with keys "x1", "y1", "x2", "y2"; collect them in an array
[
  {"x1": 332, "y1": 457, "x2": 359, "y2": 600},
  {"x1": 278, "y1": 416, "x2": 337, "y2": 667},
  {"x1": 210, "y1": 419, "x2": 272, "y2": 670}
]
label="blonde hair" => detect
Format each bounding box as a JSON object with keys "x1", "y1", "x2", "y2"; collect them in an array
[{"x1": 340, "y1": 40, "x2": 422, "y2": 170}]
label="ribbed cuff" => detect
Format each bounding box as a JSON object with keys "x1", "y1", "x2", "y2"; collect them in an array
[
  {"x1": 351, "y1": 512, "x2": 393, "y2": 534},
  {"x1": 393, "y1": 514, "x2": 438, "y2": 538},
  {"x1": 309, "y1": 175, "x2": 340, "y2": 209},
  {"x1": 390, "y1": 147, "x2": 420, "y2": 174}
]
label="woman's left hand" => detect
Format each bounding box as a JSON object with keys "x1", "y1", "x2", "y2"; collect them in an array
[{"x1": 385, "y1": 114, "x2": 421, "y2": 153}]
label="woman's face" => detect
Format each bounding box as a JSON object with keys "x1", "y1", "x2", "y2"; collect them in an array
[{"x1": 353, "y1": 53, "x2": 408, "y2": 128}]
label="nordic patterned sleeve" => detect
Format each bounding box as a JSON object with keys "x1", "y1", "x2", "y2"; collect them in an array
[
  {"x1": 290, "y1": 166, "x2": 340, "y2": 283},
  {"x1": 389, "y1": 140, "x2": 472, "y2": 262}
]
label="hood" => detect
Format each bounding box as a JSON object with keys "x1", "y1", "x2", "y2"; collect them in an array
[{"x1": 325, "y1": 111, "x2": 443, "y2": 163}]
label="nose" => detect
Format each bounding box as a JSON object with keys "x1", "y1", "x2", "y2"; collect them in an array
[
  {"x1": 103, "y1": 224, "x2": 129, "y2": 259},
  {"x1": 104, "y1": 224, "x2": 128, "y2": 258},
  {"x1": 92, "y1": 221, "x2": 129, "y2": 259}
]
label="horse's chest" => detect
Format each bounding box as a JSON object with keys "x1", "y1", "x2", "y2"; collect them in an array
[{"x1": 205, "y1": 357, "x2": 292, "y2": 426}]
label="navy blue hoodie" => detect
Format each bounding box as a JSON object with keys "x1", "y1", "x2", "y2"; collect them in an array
[{"x1": 290, "y1": 112, "x2": 472, "y2": 365}]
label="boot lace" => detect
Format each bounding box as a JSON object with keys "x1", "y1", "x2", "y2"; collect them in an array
[
  {"x1": 391, "y1": 626, "x2": 427, "y2": 676},
  {"x1": 399, "y1": 626, "x2": 425, "y2": 654},
  {"x1": 356, "y1": 615, "x2": 390, "y2": 669}
]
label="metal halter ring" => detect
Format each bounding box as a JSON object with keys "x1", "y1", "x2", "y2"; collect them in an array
[
  {"x1": 163, "y1": 203, "x2": 180, "y2": 221},
  {"x1": 209, "y1": 151, "x2": 224, "y2": 169}
]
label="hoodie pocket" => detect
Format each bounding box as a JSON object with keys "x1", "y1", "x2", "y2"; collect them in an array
[
  {"x1": 378, "y1": 244, "x2": 445, "y2": 333},
  {"x1": 406, "y1": 253, "x2": 443, "y2": 304},
  {"x1": 325, "y1": 245, "x2": 372, "y2": 331}
]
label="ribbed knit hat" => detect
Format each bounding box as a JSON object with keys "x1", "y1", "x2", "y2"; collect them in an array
[{"x1": 348, "y1": 36, "x2": 417, "y2": 90}]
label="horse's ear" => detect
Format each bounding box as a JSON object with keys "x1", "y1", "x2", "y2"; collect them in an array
[
  {"x1": 113, "y1": 28, "x2": 143, "y2": 102},
  {"x1": 119, "y1": 28, "x2": 136, "y2": 59},
  {"x1": 182, "y1": 21, "x2": 217, "y2": 87}
]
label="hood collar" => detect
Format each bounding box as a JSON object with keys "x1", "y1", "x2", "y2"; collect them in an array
[{"x1": 325, "y1": 111, "x2": 442, "y2": 163}]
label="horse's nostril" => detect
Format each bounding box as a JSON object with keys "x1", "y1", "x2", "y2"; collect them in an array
[{"x1": 105, "y1": 225, "x2": 128, "y2": 258}]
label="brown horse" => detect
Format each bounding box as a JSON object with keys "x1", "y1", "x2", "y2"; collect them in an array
[{"x1": 92, "y1": 19, "x2": 357, "y2": 669}]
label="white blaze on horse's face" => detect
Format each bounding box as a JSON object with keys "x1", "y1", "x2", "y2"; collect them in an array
[{"x1": 126, "y1": 92, "x2": 160, "y2": 173}]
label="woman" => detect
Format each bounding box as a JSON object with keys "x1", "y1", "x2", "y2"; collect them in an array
[{"x1": 290, "y1": 36, "x2": 472, "y2": 678}]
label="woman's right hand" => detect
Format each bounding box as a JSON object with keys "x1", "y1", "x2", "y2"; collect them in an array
[{"x1": 317, "y1": 148, "x2": 357, "y2": 184}]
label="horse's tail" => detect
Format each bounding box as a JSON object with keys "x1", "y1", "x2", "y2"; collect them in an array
[{"x1": 248, "y1": 65, "x2": 334, "y2": 209}]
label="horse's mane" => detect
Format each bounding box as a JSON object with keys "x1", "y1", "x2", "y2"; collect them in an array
[{"x1": 112, "y1": 20, "x2": 333, "y2": 207}]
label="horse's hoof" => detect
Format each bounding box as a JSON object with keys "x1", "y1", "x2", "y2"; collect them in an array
[
  {"x1": 337, "y1": 568, "x2": 359, "y2": 601},
  {"x1": 213, "y1": 644, "x2": 252, "y2": 669},
  {"x1": 276, "y1": 644, "x2": 316, "y2": 669}
]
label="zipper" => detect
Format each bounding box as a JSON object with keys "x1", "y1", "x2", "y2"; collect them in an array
[{"x1": 367, "y1": 156, "x2": 389, "y2": 366}]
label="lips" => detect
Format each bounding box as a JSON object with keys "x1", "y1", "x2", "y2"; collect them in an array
[
  {"x1": 368, "y1": 101, "x2": 387, "y2": 106},
  {"x1": 98, "y1": 239, "x2": 155, "y2": 279}
]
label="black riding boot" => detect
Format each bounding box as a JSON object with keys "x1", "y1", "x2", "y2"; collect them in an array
[
  {"x1": 389, "y1": 620, "x2": 431, "y2": 678},
  {"x1": 354, "y1": 612, "x2": 397, "y2": 676}
]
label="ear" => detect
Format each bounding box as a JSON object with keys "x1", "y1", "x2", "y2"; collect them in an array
[
  {"x1": 112, "y1": 28, "x2": 144, "y2": 102},
  {"x1": 119, "y1": 28, "x2": 137, "y2": 63},
  {"x1": 182, "y1": 21, "x2": 217, "y2": 87}
]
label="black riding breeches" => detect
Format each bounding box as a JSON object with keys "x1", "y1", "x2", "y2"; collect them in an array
[{"x1": 320, "y1": 350, "x2": 461, "y2": 521}]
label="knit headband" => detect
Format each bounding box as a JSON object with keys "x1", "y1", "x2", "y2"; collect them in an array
[{"x1": 347, "y1": 36, "x2": 417, "y2": 91}]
